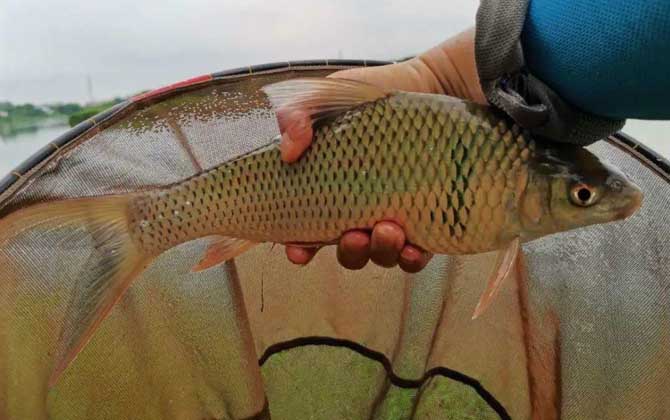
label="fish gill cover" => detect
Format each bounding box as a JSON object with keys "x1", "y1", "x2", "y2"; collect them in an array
[{"x1": 0, "y1": 62, "x2": 668, "y2": 420}]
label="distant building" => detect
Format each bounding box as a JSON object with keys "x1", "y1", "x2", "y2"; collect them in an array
[{"x1": 0, "y1": 111, "x2": 8, "y2": 118}]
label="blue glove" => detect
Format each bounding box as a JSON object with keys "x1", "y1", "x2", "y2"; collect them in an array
[{"x1": 522, "y1": 0, "x2": 670, "y2": 120}]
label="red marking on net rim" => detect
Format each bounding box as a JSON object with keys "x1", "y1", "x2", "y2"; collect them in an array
[{"x1": 131, "y1": 74, "x2": 213, "y2": 102}]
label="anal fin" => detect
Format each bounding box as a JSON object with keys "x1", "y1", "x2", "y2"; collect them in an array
[
  {"x1": 192, "y1": 236, "x2": 258, "y2": 272},
  {"x1": 472, "y1": 237, "x2": 521, "y2": 320}
]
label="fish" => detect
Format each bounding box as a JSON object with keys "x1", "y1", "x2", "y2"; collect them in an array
[{"x1": 0, "y1": 77, "x2": 643, "y2": 386}]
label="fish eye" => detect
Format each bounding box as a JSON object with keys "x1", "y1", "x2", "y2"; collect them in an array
[{"x1": 570, "y1": 183, "x2": 598, "y2": 207}]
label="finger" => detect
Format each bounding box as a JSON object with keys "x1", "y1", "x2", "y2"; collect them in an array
[
  {"x1": 398, "y1": 245, "x2": 433, "y2": 273},
  {"x1": 278, "y1": 109, "x2": 313, "y2": 163},
  {"x1": 285, "y1": 246, "x2": 319, "y2": 265},
  {"x1": 370, "y1": 222, "x2": 406, "y2": 268},
  {"x1": 336, "y1": 230, "x2": 371, "y2": 270}
]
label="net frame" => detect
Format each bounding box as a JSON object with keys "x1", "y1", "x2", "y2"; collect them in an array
[{"x1": 1, "y1": 60, "x2": 668, "y2": 420}]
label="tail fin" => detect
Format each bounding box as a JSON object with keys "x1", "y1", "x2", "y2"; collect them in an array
[{"x1": 0, "y1": 195, "x2": 150, "y2": 387}]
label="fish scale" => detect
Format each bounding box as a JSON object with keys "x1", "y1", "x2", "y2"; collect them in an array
[{"x1": 128, "y1": 92, "x2": 533, "y2": 256}]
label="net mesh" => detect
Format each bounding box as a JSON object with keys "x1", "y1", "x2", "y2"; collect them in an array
[{"x1": 0, "y1": 65, "x2": 668, "y2": 420}]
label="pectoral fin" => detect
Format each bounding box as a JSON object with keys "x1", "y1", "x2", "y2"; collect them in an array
[
  {"x1": 192, "y1": 236, "x2": 258, "y2": 272},
  {"x1": 472, "y1": 237, "x2": 521, "y2": 320}
]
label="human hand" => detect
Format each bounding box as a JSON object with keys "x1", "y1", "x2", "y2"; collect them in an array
[{"x1": 280, "y1": 28, "x2": 486, "y2": 272}]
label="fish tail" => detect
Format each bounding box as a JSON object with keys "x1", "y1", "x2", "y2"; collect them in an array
[{"x1": 0, "y1": 195, "x2": 150, "y2": 387}]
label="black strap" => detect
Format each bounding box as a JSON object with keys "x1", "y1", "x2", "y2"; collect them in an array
[{"x1": 475, "y1": 0, "x2": 624, "y2": 145}]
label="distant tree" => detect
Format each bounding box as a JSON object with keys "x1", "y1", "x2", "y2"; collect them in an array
[
  {"x1": 51, "y1": 103, "x2": 83, "y2": 115},
  {"x1": 13, "y1": 104, "x2": 47, "y2": 118}
]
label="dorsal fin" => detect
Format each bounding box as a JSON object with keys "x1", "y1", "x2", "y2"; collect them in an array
[{"x1": 262, "y1": 77, "x2": 390, "y2": 131}]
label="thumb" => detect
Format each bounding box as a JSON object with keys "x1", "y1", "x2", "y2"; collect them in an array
[{"x1": 277, "y1": 108, "x2": 313, "y2": 163}]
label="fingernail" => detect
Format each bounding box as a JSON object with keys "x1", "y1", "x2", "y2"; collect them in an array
[
  {"x1": 375, "y1": 222, "x2": 405, "y2": 249},
  {"x1": 400, "y1": 247, "x2": 418, "y2": 262}
]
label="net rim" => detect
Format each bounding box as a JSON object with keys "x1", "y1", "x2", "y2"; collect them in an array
[
  {"x1": 0, "y1": 60, "x2": 395, "y2": 200},
  {"x1": 1, "y1": 59, "x2": 667, "y2": 199}
]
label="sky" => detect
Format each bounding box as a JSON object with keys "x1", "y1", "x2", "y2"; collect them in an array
[
  {"x1": 2, "y1": 0, "x2": 667, "y2": 154},
  {"x1": 0, "y1": 0, "x2": 479, "y2": 104}
]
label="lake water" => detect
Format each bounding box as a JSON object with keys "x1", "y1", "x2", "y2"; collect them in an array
[
  {"x1": 0, "y1": 125, "x2": 72, "y2": 177},
  {"x1": 1, "y1": 120, "x2": 668, "y2": 180}
]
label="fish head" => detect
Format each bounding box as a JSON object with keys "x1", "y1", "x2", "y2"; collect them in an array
[{"x1": 518, "y1": 143, "x2": 643, "y2": 241}]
